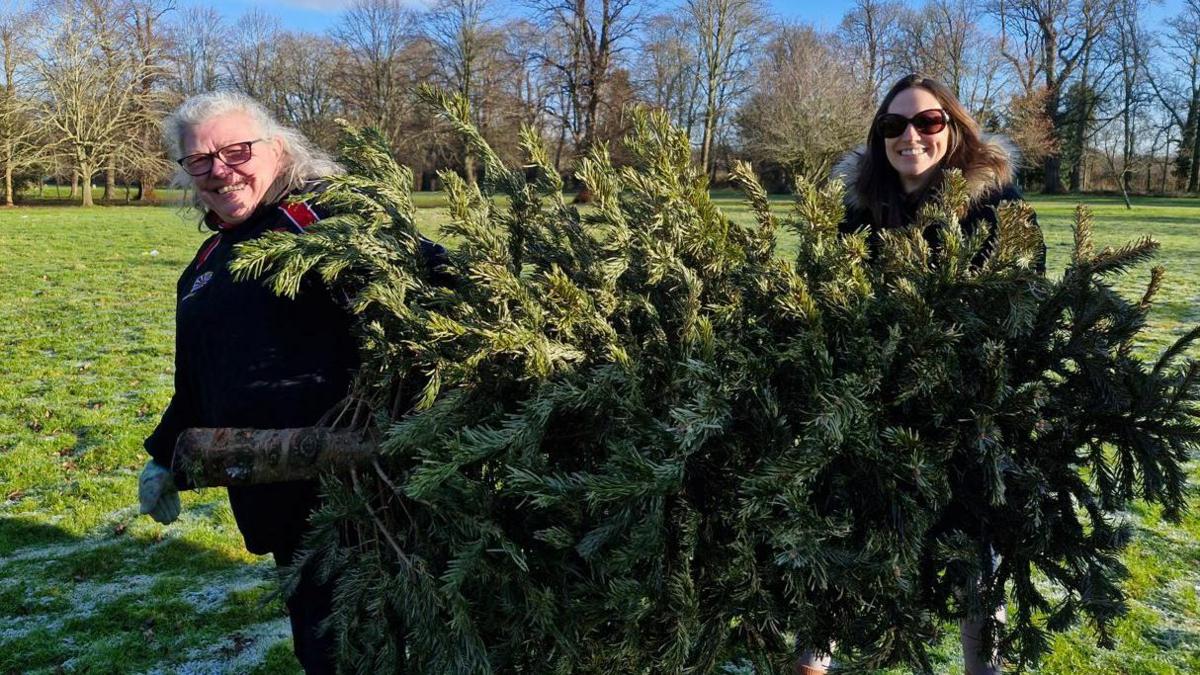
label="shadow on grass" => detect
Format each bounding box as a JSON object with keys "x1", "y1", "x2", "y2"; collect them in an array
[
  {"x1": 0, "y1": 517, "x2": 74, "y2": 555},
  {"x1": 0, "y1": 515, "x2": 252, "y2": 579},
  {"x1": 0, "y1": 516, "x2": 292, "y2": 674}
]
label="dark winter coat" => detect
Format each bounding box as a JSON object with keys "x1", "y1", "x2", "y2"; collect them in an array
[
  {"x1": 143, "y1": 192, "x2": 357, "y2": 554},
  {"x1": 144, "y1": 190, "x2": 448, "y2": 555},
  {"x1": 833, "y1": 136, "x2": 1045, "y2": 273}
]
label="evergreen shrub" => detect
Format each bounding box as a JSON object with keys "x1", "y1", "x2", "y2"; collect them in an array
[{"x1": 231, "y1": 88, "x2": 1199, "y2": 673}]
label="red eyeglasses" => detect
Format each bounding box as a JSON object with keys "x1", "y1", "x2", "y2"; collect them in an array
[{"x1": 874, "y1": 109, "x2": 950, "y2": 138}]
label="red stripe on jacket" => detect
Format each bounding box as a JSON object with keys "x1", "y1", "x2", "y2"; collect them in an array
[
  {"x1": 195, "y1": 236, "x2": 222, "y2": 269},
  {"x1": 280, "y1": 201, "x2": 320, "y2": 233}
]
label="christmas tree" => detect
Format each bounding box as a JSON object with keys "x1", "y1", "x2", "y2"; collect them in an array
[{"x1": 226, "y1": 88, "x2": 1199, "y2": 673}]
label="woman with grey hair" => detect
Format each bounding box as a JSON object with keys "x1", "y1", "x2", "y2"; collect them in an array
[{"x1": 138, "y1": 91, "x2": 355, "y2": 674}]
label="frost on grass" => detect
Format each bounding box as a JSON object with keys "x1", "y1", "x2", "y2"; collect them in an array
[
  {"x1": 0, "y1": 574, "x2": 160, "y2": 645},
  {"x1": 181, "y1": 564, "x2": 274, "y2": 612},
  {"x1": 69, "y1": 573, "x2": 159, "y2": 612},
  {"x1": 0, "y1": 501, "x2": 282, "y2": 670},
  {"x1": 140, "y1": 618, "x2": 292, "y2": 675},
  {"x1": 0, "y1": 619, "x2": 60, "y2": 643},
  {"x1": 0, "y1": 535, "x2": 122, "y2": 567}
]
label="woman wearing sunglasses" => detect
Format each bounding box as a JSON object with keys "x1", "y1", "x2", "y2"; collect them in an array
[
  {"x1": 836, "y1": 73, "x2": 1041, "y2": 275},
  {"x1": 795, "y1": 75, "x2": 1040, "y2": 675},
  {"x1": 138, "y1": 91, "x2": 363, "y2": 674}
]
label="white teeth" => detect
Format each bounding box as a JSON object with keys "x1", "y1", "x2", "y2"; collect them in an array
[
  {"x1": 216, "y1": 183, "x2": 245, "y2": 194},
  {"x1": 900, "y1": 148, "x2": 925, "y2": 156}
]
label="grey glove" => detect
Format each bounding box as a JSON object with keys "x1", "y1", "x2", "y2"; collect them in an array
[{"x1": 138, "y1": 460, "x2": 180, "y2": 524}]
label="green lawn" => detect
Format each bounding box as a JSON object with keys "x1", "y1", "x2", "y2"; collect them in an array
[{"x1": 0, "y1": 195, "x2": 1198, "y2": 673}]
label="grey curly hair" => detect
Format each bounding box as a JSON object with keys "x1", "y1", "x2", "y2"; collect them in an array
[{"x1": 162, "y1": 91, "x2": 343, "y2": 208}]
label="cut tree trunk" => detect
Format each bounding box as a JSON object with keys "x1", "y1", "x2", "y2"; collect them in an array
[{"x1": 172, "y1": 427, "x2": 377, "y2": 487}]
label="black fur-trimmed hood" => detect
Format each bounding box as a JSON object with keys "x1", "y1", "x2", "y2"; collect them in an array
[{"x1": 832, "y1": 134, "x2": 1020, "y2": 210}]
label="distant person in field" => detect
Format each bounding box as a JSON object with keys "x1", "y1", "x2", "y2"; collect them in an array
[
  {"x1": 793, "y1": 74, "x2": 1043, "y2": 675},
  {"x1": 137, "y1": 91, "x2": 357, "y2": 674}
]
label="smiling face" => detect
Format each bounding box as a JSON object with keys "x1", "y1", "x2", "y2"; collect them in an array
[
  {"x1": 883, "y1": 86, "x2": 949, "y2": 194},
  {"x1": 180, "y1": 111, "x2": 284, "y2": 225}
]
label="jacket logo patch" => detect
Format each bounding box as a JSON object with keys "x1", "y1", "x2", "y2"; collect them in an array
[{"x1": 183, "y1": 271, "x2": 213, "y2": 301}]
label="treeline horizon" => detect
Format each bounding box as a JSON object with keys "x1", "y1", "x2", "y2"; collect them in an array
[{"x1": 1, "y1": 0, "x2": 1197, "y2": 207}]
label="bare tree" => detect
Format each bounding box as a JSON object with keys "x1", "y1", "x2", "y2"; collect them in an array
[
  {"x1": 992, "y1": 0, "x2": 1116, "y2": 193},
  {"x1": 736, "y1": 24, "x2": 865, "y2": 189},
  {"x1": 501, "y1": 18, "x2": 555, "y2": 129},
  {"x1": 333, "y1": 0, "x2": 424, "y2": 148},
  {"x1": 1107, "y1": 0, "x2": 1150, "y2": 198},
  {"x1": 1147, "y1": 0, "x2": 1200, "y2": 192},
  {"x1": 74, "y1": 0, "x2": 127, "y2": 201},
  {"x1": 0, "y1": 0, "x2": 44, "y2": 206},
  {"x1": 166, "y1": 4, "x2": 228, "y2": 96},
  {"x1": 427, "y1": 0, "x2": 497, "y2": 182},
  {"x1": 36, "y1": 0, "x2": 156, "y2": 206},
  {"x1": 837, "y1": 0, "x2": 903, "y2": 102},
  {"x1": 687, "y1": 0, "x2": 763, "y2": 178},
  {"x1": 224, "y1": 8, "x2": 282, "y2": 108},
  {"x1": 634, "y1": 13, "x2": 701, "y2": 137},
  {"x1": 271, "y1": 32, "x2": 345, "y2": 152},
  {"x1": 892, "y1": 0, "x2": 1005, "y2": 119},
  {"x1": 530, "y1": 0, "x2": 641, "y2": 180},
  {"x1": 125, "y1": 0, "x2": 175, "y2": 202}
]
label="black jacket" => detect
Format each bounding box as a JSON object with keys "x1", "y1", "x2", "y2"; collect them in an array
[
  {"x1": 833, "y1": 137, "x2": 1045, "y2": 273},
  {"x1": 145, "y1": 195, "x2": 357, "y2": 553},
  {"x1": 145, "y1": 192, "x2": 448, "y2": 554}
]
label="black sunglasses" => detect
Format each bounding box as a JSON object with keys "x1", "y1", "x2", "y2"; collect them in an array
[
  {"x1": 874, "y1": 109, "x2": 950, "y2": 139},
  {"x1": 177, "y1": 139, "x2": 264, "y2": 177}
]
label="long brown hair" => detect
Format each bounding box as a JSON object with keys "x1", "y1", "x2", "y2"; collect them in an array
[{"x1": 857, "y1": 74, "x2": 997, "y2": 228}]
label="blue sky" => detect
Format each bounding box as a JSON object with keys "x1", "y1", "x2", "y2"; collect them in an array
[
  {"x1": 189, "y1": 0, "x2": 1181, "y2": 35},
  {"x1": 182, "y1": 0, "x2": 909, "y2": 33}
]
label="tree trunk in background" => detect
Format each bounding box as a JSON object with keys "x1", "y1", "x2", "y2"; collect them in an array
[
  {"x1": 69, "y1": 173, "x2": 77, "y2": 199},
  {"x1": 1067, "y1": 48, "x2": 1091, "y2": 193},
  {"x1": 103, "y1": 165, "x2": 115, "y2": 202},
  {"x1": 1191, "y1": 123, "x2": 1200, "y2": 193},
  {"x1": 138, "y1": 170, "x2": 157, "y2": 201},
  {"x1": 700, "y1": 83, "x2": 716, "y2": 176},
  {"x1": 1043, "y1": 88, "x2": 1064, "y2": 193},
  {"x1": 79, "y1": 163, "x2": 94, "y2": 207},
  {"x1": 1044, "y1": 154, "x2": 1063, "y2": 194},
  {"x1": 3, "y1": 137, "x2": 12, "y2": 206}
]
